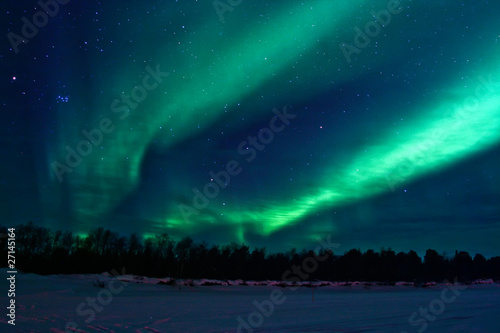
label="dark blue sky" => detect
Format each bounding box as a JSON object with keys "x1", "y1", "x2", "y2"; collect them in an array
[{"x1": 1, "y1": 0, "x2": 500, "y2": 256}]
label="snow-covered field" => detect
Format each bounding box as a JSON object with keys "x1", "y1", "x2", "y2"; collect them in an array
[{"x1": 1, "y1": 269, "x2": 500, "y2": 333}]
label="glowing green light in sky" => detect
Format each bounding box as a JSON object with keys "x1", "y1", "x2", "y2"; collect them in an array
[
  {"x1": 180, "y1": 66, "x2": 500, "y2": 238},
  {"x1": 46, "y1": 0, "x2": 500, "y2": 246},
  {"x1": 50, "y1": 0, "x2": 370, "y2": 228}
]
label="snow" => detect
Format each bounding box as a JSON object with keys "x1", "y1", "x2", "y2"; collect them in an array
[{"x1": 1, "y1": 269, "x2": 500, "y2": 332}]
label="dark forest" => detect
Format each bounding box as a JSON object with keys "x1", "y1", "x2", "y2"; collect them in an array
[{"x1": 2, "y1": 222, "x2": 499, "y2": 283}]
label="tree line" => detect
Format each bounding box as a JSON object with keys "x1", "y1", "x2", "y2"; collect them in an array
[{"x1": 1, "y1": 222, "x2": 499, "y2": 283}]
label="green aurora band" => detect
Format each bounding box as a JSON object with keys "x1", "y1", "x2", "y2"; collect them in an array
[
  {"x1": 45, "y1": 0, "x2": 500, "y2": 244},
  {"x1": 49, "y1": 0, "x2": 369, "y2": 229},
  {"x1": 206, "y1": 70, "x2": 500, "y2": 240}
]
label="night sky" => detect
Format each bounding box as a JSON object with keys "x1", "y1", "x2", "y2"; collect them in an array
[{"x1": 2, "y1": 0, "x2": 500, "y2": 256}]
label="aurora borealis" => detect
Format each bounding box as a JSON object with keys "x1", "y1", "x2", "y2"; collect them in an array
[{"x1": 2, "y1": 0, "x2": 500, "y2": 255}]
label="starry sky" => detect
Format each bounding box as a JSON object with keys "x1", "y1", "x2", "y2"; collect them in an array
[{"x1": 2, "y1": 0, "x2": 500, "y2": 256}]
